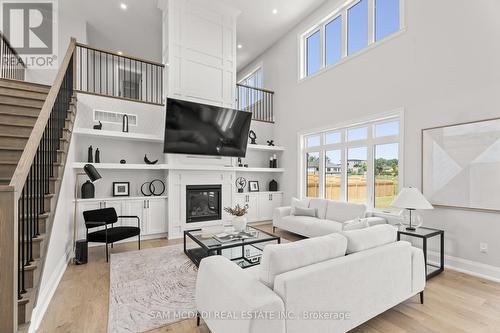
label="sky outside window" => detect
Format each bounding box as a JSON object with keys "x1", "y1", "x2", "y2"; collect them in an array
[
  {"x1": 347, "y1": 0, "x2": 368, "y2": 55},
  {"x1": 307, "y1": 30, "x2": 321, "y2": 76},
  {"x1": 375, "y1": 0, "x2": 400, "y2": 41},
  {"x1": 325, "y1": 16, "x2": 342, "y2": 66}
]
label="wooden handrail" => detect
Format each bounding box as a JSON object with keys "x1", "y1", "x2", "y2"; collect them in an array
[
  {"x1": 0, "y1": 31, "x2": 26, "y2": 68},
  {"x1": 75, "y1": 42, "x2": 165, "y2": 68},
  {"x1": 236, "y1": 83, "x2": 274, "y2": 94},
  {"x1": 8, "y1": 38, "x2": 77, "y2": 200}
]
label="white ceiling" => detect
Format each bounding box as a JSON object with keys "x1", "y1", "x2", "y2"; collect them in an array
[
  {"x1": 62, "y1": 0, "x2": 162, "y2": 62},
  {"x1": 63, "y1": 0, "x2": 327, "y2": 70},
  {"x1": 217, "y1": 0, "x2": 328, "y2": 71}
]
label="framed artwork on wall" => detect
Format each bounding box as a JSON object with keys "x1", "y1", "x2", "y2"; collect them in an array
[
  {"x1": 422, "y1": 117, "x2": 500, "y2": 212},
  {"x1": 248, "y1": 181, "x2": 260, "y2": 192},
  {"x1": 113, "y1": 182, "x2": 130, "y2": 197}
]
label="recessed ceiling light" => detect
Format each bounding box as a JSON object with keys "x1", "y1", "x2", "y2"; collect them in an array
[
  {"x1": 237, "y1": 44, "x2": 243, "y2": 49},
  {"x1": 120, "y1": 3, "x2": 127, "y2": 10},
  {"x1": 272, "y1": 8, "x2": 278, "y2": 14},
  {"x1": 117, "y1": 51, "x2": 123, "y2": 55}
]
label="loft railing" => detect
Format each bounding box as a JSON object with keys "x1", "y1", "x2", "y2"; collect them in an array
[
  {"x1": 0, "y1": 31, "x2": 26, "y2": 80},
  {"x1": 236, "y1": 83, "x2": 274, "y2": 123},
  {"x1": 0, "y1": 38, "x2": 76, "y2": 333},
  {"x1": 74, "y1": 43, "x2": 164, "y2": 105}
]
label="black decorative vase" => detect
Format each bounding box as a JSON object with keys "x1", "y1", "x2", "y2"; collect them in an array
[
  {"x1": 95, "y1": 148, "x2": 100, "y2": 163},
  {"x1": 87, "y1": 146, "x2": 93, "y2": 163},
  {"x1": 81, "y1": 180, "x2": 95, "y2": 199},
  {"x1": 269, "y1": 179, "x2": 278, "y2": 192}
]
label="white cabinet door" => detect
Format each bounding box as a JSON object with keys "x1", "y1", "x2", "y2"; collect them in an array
[
  {"x1": 270, "y1": 193, "x2": 284, "y2": 210},
  {"x1": 258, "y1": 193, "x2": 274, "y2": 221},
  {"x1": 246, "y1": 194, "x2": 259, "y2": 222},
  {"x1": 233, "y1": 194, "x2": 259, "y2": 222},
  {"x1": 144, "y1": 199, "x2": 168, "y2": 235},
  {"x1": 120, "y1": 200, "x2": 145, "y2": 230},
  {"x1": 76, "y1": 201, "x2": 101, "y2": 240}
]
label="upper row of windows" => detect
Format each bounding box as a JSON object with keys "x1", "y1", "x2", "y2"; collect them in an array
[{"x1": 303, "y1": 0, "x2": 402, "y2": 78}]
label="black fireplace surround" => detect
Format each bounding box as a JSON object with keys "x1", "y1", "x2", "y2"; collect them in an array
[{"x1": 186, "y1": 185, "x2": 222, "y2": 223}]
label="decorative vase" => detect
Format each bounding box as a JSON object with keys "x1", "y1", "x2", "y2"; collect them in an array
[
  {"x1": 232, "y1": 216, "x2": 247, "y2": 232},
  {"x1": 81, "y1": 180, "x2": 95, "y2": 199}
]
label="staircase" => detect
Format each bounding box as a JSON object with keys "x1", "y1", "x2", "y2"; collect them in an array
[
  {"x1": 0, "y1": 39, "x2": 77, "y2": 333},
  {"x1": 0, "y1": 80, "x2": 50, "y2": 186}
]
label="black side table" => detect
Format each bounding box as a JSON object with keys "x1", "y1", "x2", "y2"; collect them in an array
[{"x1": 397, "y1": 226, "x2": 444, "y2": 280}]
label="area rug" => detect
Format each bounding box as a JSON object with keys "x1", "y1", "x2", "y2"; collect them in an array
[{"x1": 108, "y1": 244, "x2": 198, "y2": 333}]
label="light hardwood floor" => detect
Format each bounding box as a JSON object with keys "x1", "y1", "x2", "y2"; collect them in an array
[{"x1": 37, "y1": 224, "x2": 500, "y2": 333}]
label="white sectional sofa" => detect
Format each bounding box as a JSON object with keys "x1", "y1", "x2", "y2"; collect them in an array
[
  {"x1": 196, "y1": 225, "x2": 426, "y2": 333},
  {"x1": 273, "y1": 198, "x2": 387, "y2": 237}
]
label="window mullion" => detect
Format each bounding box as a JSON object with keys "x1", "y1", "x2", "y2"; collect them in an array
[
  {"x1": 341, "y1": 11, "x2": 347, "y2": 58},
  {"x1": 367, "y1": 125, "x2": 374, "y2": 208},
  {"x1": 368, "y1": 0, "x2": 375, "y2": 45}
]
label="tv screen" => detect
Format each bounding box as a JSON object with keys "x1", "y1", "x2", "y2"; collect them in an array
[{"x1": 164, "y1": 98, "x2": 252, "y2": 157}]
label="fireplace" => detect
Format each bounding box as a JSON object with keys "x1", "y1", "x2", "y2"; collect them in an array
[{"x1": 186, "y1": 185, "x2": 222, "y2": 223}]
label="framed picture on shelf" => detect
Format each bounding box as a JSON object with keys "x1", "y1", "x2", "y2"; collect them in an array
[
  {"x1": 113, "y1": 182, "x2": 130, "y2": 197},
  {"x1": 248, "y1": 181, "x2": 259, "y2": 192}
]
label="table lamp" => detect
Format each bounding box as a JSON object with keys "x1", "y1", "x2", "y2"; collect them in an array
[{"x1": 391, "y1": 187, "x2": 433, "y2": 231}]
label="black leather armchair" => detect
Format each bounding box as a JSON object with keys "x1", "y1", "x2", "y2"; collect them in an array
[{"x1": 83, "y1": 207, "x2": 141, "y2": 262}]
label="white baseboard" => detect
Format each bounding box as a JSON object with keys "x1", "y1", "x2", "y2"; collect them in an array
[
  {"x1": 427, "y1": 250, "x2": 500, "y2": 283},
  {"x1": 29, "y1": 250, "x2": 71, "y2": 333}
]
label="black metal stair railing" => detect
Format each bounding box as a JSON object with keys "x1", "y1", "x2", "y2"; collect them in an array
[
  {"x1": 0, "y1": 31, "x2": 26, "y2": 80},
  {"x1": 74, "y1": 43, "x2": 164, "y2": 105},
  {"x1": 236, "y1": 83, "x2": 275, "y2": 123},
  {"x1": 16, "y1": 53, "x2": 74, "y2": 300}
]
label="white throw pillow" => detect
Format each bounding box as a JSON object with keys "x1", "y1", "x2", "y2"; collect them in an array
[
  {"x1": 308, "y1": 199, "x2": 328, "y2": 219},
  {"x1": 291, "y1": 197, "x2": 310, "y2": 215},
  {"x1": 342, "y1": 224, "x2": 397, "y2": 254},
  {"x1": 342, "y1": 217, "x2": 369, "y2": 231},
  {"x1": 259, "y1": 233, "x2": 347, "y2": 289},
  {"x1": 292, "y1": 207, "x2": 317, "y2": 217}
]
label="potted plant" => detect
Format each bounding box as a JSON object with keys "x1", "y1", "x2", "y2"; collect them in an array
[{"x1": 224, "y1": 204, "x2": 249, "y2": 232}]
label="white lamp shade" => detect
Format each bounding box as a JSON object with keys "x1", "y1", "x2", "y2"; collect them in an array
[{"x1": 391, "y1": 187, "x2": 433, "y2": 210}]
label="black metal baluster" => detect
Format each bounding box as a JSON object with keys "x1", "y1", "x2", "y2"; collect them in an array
[{"x1": 20, "y1": 187, "x2": 26, "y2": 294}]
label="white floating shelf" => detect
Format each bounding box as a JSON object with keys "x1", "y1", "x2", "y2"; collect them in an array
[
  {"x1": 234, "y1": 167, "x2": 285, "y2": 173},
  {"x1": 72, "y1": 162, "x2": 164, "y2": 170},
  {"x1": 74, "y1": 195, "x2": 168, "y2": 203},
  {"x1": 73, "y1": 128, "x2": 164, "y2": 143},
  {"x1": 247, "y1": 144, "x2": 285, "y2": 152},
  {"x1": 72, "y1": 163, "x2": 285, "y2": 173}
]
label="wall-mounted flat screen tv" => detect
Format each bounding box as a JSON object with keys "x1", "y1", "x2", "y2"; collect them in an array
[{"x1": 164, "y1": 98, "x2": 252, "y2": 157}]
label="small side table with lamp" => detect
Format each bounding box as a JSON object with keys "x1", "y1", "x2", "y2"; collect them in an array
[{"x1": 391, "y1": 187, "x2": 444, "y2": 280}]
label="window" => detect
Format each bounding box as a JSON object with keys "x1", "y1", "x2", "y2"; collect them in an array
[
  {"x1": 347, "y1": 147, "x2": 368, "y2": 203},
  {"x1": 347, "y1": 127, "x2": 368, "y2": 141},
  {"x1": 301, "y1": 115, "x2": 402, "y2": 210},
  {"x1": 325, "y1": 150, "x2": 342, "y2": 200},
  {"x1": 306, "y1": 152, "x2": 320, "y2": 197},
  {"x1": 374, "y1": 143, "x2": 399, "y2": 208},
  {"x1": 300, "y1": 0, "x2": 403, "y2": 78},
  {"x1": 347, "y1": 0, "x2": 368, "y2": 55},
  {"x1": 375, "y1": 0, "x2": 400, "y2": 41},
  {"x1": 325, "y1": 131, "x2": 341, "y2": 144},
  {"x1": 325, "y1": 16, "x2": 342, "y2": 66},
  {"x1": 306, "y1": 30, "x2": 321, "y2": 76},
  {"x1": 238, "y1": 67, "x2": 263, "y2": 109},
  {"x1": 239, "y1": 67, "x2": 263, "y2": 88},
  {"x1": 306, "y1": 135, "x2": 321, "y2": 148}
]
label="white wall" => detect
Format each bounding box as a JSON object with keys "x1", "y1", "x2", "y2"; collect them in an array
[
  {"x1": 160, "y1": 0, "x2": 239, "y2": 108},
  {"x1": 25, "y1": 0, "x2": 88, "y2": 85},
  {"x1": 239, "y1": 0, "x2": 500, "y2": 272}
]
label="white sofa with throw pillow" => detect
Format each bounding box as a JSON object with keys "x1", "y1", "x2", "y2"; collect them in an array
[
  {"x1": 195, "y1": 225, "x2": 426, "y2": 333},
  {"x1": 273, "y1": 198, "x2": 387, "y2": 237}
]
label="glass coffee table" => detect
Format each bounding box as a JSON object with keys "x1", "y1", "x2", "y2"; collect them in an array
[{"x1": 184, "y1": 225, "x2": 280, "y2": 269}]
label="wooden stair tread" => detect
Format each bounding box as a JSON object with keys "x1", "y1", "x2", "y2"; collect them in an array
[
  {"x1": 0, "y1": 121, "x2": 33, "y2": 128},
  {"x1": 0, "y1": 133, "x2": 30, "y2": 139},
  {"x1": 0, "y1": 78, "x2": 50, "y2": 93}
]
